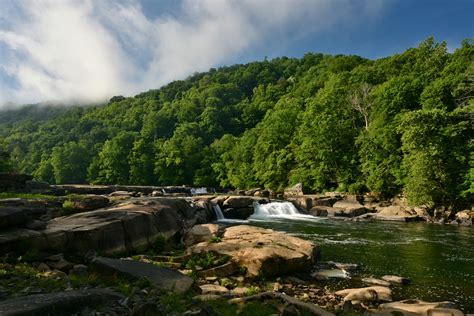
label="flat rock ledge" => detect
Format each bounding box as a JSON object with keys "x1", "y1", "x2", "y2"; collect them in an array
[
  {"x1": 366, "y1": 299, "x2": 464, "y2": 316},
  {"x1": 0, "y1": 198, "x2": 202, "y2": 255},
  {"x1": 187, "y1": 224, "x2": 318, "y2": 277},
  {"x1": 0, "y1": 289, "x2": 123, "y2": 316},
  {"x1": 92, "y1": 256, "x2": 194, "y2": 294}
]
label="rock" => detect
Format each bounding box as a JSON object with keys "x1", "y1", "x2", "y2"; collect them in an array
[
  {"x1": 254, "y1": 190, "x2": 270, "y2": 198},
  {"x1": 0, "y1": 173, "x2": 33, "y2": 191},
  {"x1": 132, "y1": 301, "x2": 161, "y2": 316},
  {"x1": 151, "y1": 190, "x2": 164, "y2": 197},
  {"x1": 222, "y1": 207, "x2": 254, "y2": 219},
  {"x1": 0, "y1": 289, "x2": 123, "y2": 315},
  {"x1": 273, "y1": 282, "x2": 282, "y2": 292},
  {"x1": 47, "y1": 253, "x2": 64, "y2": 261},
  {"x1": 25, "y1": 219, "x2": 47, "y2": 230},
  {"x1": 37, "y1": 199, "x2": 194, "y2": 255},
  {"x1": 37, "y1": 262, "x2": 50, "y2": 272},
  {"x1": 52, "y1": 259, "x2": 73, "y2": 272},
  {"x1": 381, "y1": 275, "x2": 411, "y2": 285},
  {"x1": 308, "y1": 206, "x2": 341, "y2": 217},
  {"x1": 188, "y1": 225, "x2": 318, "y2": 277},
  {"x1": 312, "y1": 269, "x2": 349, "y2": 280},
  {"x1": 332, "y1": 197, "x2": 371, "y2": 217},
  {"x1": 312, "y1": 197, "x2": 339, "y2": 207},
  {"x1": 199, "y1": 261, "x2": 240, "y2": 278},
  {"x1": 370, "y1": 299, "x2": 464, "y2": 316},
  {"x1": 109, "y1": 191, "x2": 134, "y2": 197},
  {"x1": 362, "y1": 277, "x2": 391, "y2": 287},
  {"x1": 193, "y1": 294, "x2": 221, "y2": 301},
  {"x1": 70, "y1": 264, "x2": 88, "y2": 277},
  {"x1": 184, "y1": 224, "x2": 220, "y2": 247},
  {"x1": 231, "y1": 287, "x2": 249, "y2": 297},
  {"x1": 92, "y1": 257, "x2": 193, "y2": 294},
  {"x1": 229, "y1": 292, "x2": 334, "y2": 316},
  {"x1": 223, "y1": 196, "x2": 266, "y2": 208},
  {"x1": 199, "y1": 284, "x2": 229, "y2": 295},
  {"x1": 335, "y1": 286, "x2": 392, "y2": 303},
  {"x1": 283, "y1": 183, "x2": 307, "y2": 197}
]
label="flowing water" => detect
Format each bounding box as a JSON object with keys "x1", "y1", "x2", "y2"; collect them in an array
[{"x1": 245, "y1": 204, "x2": 474, "y2": 313}]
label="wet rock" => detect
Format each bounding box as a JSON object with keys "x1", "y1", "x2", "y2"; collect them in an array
[
  {"x1": 222, "y1": 207, "x2": 254, "y2": 219},
  {"x1": 184, "y1": 224, "x2": 220, "y2": 247},
  {"x1": 188, "y1": 225, "x2": 318, "y2": 277},
  {"x1": 47, "y1": 253, "x2": 64, "y2": 261},
  {"x1": 92, "y1": 256, "x2": 193, "y2": 294},
  {"x1": 312, "y1": 269, "x2": 349, "y2": 280},
  {"x1": 151, "y1": 190, "x2": 164, "y2": 197},
  {"x1": 381, "y1": 275, "x2": 411, "y2": 285},
  {"x1": 370, "y1": 299, "x2": 464, "y2": 316},
  {"x1": 362, "y1": 277, "x2": 391, "y2": 287},
  {"x1": 223, "y1": 196, "x2": 267, "y2": 208},
  {"x1": 0, "y1": 289, "x2": 123, "y2": 315},
  {"x1": 335, "y1": 286, "x2": 392, "y2": 303}
]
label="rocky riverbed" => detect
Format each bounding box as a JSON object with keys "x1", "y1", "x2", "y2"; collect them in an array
[{"x1": 0, "y1": 181, "x2": 471, "y2": 315}]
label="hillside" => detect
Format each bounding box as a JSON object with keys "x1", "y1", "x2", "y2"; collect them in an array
[{"x1": 1, "y1": 38, "x2": 473, "y2": 207}]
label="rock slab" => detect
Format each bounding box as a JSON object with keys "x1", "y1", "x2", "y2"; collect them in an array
[
  {"x1": 188, "y1": 225, "x2": 318, "y2": 277},
  {"x1": 92, "y1": 256, "x2": 193, "y2": 294},
  {"x1": 0, "y1": 289, "x2": 123, "y2": 316}
]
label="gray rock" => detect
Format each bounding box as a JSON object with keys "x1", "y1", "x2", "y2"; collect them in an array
[
  {"x1": 52, "y1": 259, "x2": 73, "y2": 272},
  {"x1": 69, "y1": 264, "x2": 88, "y2": 277},
  {"x1": 362, "y1": 277, "x2": 391, "y2": 287},
  {"x1": 0, "y1": 289, "x2": 123, "y2": 316},
  {"x1": 25, "y1": 220, "x2": 47, "y2": 231},
  {"x1": 92, "y1": 256, "x2": 193, "y2": 294}
]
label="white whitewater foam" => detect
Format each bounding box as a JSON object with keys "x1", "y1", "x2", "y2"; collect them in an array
[
  {"x1": 250, "y1": 201, "x2": 325, "y2": 221},
  {"x1": 212, "y1": 203, "x2": 225, "y2": 220},
  {"x1": 191, "y1": 187, "x2": 208, "y2": 195}
]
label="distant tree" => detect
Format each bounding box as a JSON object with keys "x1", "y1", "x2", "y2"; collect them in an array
[{"x1": 50, "y1": 142, "x2": 90, "y2": 184}]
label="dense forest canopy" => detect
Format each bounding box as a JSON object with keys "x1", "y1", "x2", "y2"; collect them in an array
[{"x1": 0, "y1": 38, "x2": 473, "y2": 207}]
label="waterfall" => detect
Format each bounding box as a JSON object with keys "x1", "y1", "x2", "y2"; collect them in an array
[
  {"x1": 250, "y1": 201, "x2": 320, "y2": 220},
  {"x1": 191, "y1": 187, "x2": 208, "y2": 195},
  {"x1": 212, "y1": 203, "x2": 225, "y2": 221}
]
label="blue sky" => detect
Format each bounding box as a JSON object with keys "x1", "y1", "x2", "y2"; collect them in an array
[{"x1": 0, "y1": 0, "x2": 472, "y2": 105}]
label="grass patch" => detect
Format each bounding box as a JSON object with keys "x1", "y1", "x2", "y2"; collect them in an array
[
  {"x1": 0, "y1": 192, "x2": 55, "y2": 199},
  {"x1": 209, "y1": 236, "x2": 222, "y2": 243},
  {"x1": 62, "y1": 199, "x2": 78, "y2": 215},
  {"x1": 184, "y1": 252, "x2": 229, "y2": 271}
]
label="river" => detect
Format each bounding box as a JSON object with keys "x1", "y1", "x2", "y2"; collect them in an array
[{"x1": 247, "y1": 217, "x2": 474, "y2": 313}]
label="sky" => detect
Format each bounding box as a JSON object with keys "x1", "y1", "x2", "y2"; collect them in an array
[{"x1": 0, "y1": 0, "x2": 473, "y2": 106}]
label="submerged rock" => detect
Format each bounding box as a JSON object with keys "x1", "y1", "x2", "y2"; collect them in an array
[
  {"x1": 362, "y1": 277, "x2": 391, "y2": 287},
  {"x1": 187, "y1": 225, "x2": 318, "y2": 277}
]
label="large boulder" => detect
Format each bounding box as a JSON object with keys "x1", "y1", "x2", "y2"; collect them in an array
[
  {"x1": 92, "y1": 257, "x2": 193, "y2": 294},
  {"x1": 335, "y1": 286, "x2": 392, "y2": 303},
  {"x1": 0, "y1": 289, "x2": 123, "y2": 316},
  {"x1": 0, "y1": 198, "x2": 201, "y2": 255},
  {"x1": 283, "y1": 183, "x2": 307, "y2": 197},
  {"x1": 332, "y1": 196, "x2": 372, "y2": 217},
  {"x1": 187, "y1": 225, "x2": 318, "y2": 277},
  {"x1": 0, "y1": 198, "x2": 62, "y2": 229},
  {"x1": 370, "y1": 300, "x2": 464, "y2": 316},
  {"x1": 63, "y1": 195, "x2": 110, "y2": 212},
  {"x1": 0, "y1": 173, "x2": 33, "y2": 192},
  {"x1": 184, "y1": 224, "x2": 220, "y2": 247}
]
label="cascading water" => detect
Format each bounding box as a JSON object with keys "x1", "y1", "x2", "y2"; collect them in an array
[
  {"x1": 212, "y1": 203, "x2": 225, "y2": 221},
  {"x1": 191, "y1": 187, "x2": 208, "y2": 195},
  {"x1": 250, "y1": 201, "x2": 322, "y2": 221}
]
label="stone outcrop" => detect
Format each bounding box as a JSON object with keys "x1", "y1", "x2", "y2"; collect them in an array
[
  {"x1": 184, "y1": 223, "x2": 220, "y2": 247},
  {"x1": 187, "y1": 225, "x2": 318, "y2": 277},
  {"x1": 283, "y1": 183, "x2": 307, "y2": 197},
  {"x1": 92, "y1": 257, "x2": 193, "y2": 294},
  {"x1": 0, "y1": 198, "x2": 208, "y2": 255},
  {"x1": 0, "y1": 289, "x2": 123, "y2": 316}
]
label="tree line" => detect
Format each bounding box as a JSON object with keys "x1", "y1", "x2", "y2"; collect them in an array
[{"x1": 0, "y1": 38, "x2": 472, "y2": 208}]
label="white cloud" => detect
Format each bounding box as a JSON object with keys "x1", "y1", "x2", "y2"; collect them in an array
[{"x1": 0, "y1": 0, "x2": 387, "y2": 105}]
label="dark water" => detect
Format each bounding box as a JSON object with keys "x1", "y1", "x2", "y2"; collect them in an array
[{"x1": 248, "y1": 218, "x2": 474, "y2": 313}]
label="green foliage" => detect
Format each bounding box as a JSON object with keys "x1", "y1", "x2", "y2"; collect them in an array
[
  {"x1": 184, "y1": 252, "x2": 229, "y2": 271},
  {"x1": 62, "y1": 199, "x2": 77, "y2": 215},
  {"x1": 209, "y1": 236, "x2": 222, "y2": 243},
  {"x1": 0, "y1": 37, "x2": 472, "y2": 207}
]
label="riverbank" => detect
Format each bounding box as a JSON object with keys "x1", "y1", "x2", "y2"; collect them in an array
[{"x1": 0, "y1": 183, "x2": 472, "y2": 314}]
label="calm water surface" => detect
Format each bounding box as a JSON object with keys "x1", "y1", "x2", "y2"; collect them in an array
[{"x1": 247, "y1": 218, "x2": 474, "y2": 313}]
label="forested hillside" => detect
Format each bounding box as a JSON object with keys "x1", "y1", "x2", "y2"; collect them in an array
[{"x1": 1, "y1": 38, "x2": 472, "y2": 207}]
